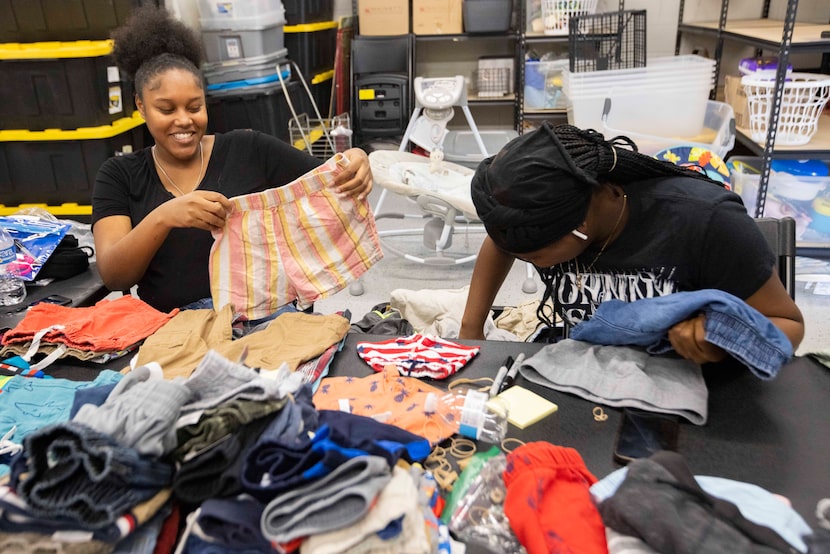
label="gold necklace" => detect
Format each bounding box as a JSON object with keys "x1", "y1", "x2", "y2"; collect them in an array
[
  {"x1": 152, "y1": 142, "x2": 204, "y2": 196},
  {"x1": 576, "y1": 193, "x2": 628, "y2": 290}
]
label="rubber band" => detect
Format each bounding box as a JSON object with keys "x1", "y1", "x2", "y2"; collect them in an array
[
  {"x1": 500, "y1": 437, "x2": 525, "y2": 453},
  {"x1": 593, "y1": 406, "x2": 608, "y2": 422},
  {"x1": 490, "y1": 487, "x2": 505, "y2": 504},
  {"x1": 433, "y1": 465, "x2": 458, "y2": 491},
  {"x1": 469, "y1": 506, "x2": 491, "y2": 526},
  {"x1": 448, "y1": 376, "x2": 493, "y2": 392},
  {"x1": 449, "y1": 437, "x2": 477, "y2": 459},
  {"x1": 424, "y1": 453, "x2": 447, "y2": 471}
]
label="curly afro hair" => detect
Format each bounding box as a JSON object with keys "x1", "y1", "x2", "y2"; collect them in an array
[{"x1": 110, "y1": 4, "x2": 204, "y2": 98}]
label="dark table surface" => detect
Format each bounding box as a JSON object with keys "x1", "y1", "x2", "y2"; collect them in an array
[
  {"x1": 330, "y1": 333, "x2": 830, "y2": 523},
  {"x1": 0, "y1": 262, "x2": 110, "y2": 331}
]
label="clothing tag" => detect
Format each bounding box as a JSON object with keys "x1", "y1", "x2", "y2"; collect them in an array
[
  {"x1": 176, "y1": 410, "x2": 203, "y2": 429},
  {"x1": 371, "y1": 411, "x2": 392, "y2": 423},
  {"x1": 52, "y1": 531, "x2": 94, "y2": 542},
  {"x1": 338, "y1": 398, "x2": 351, "y2": 413}
]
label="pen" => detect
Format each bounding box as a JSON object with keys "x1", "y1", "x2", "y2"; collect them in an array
[
  {"x1": 499, "y1": 352, "x2": 526, "y2": 394},
  {"x1": 489, "y1": 356, "x2": 512, "y2": 398}
]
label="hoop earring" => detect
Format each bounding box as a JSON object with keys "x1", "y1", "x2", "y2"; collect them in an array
[{"x1": 609, "y1": 145, "x2": 618, "y2": 172}]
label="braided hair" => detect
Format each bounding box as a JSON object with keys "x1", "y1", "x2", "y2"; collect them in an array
[
  {"x1": 110, "y1": 5, "x2": 204, "y2": 100},
  {"x1": 470, "y1": 121, "x2": 723, "y2": 329}
]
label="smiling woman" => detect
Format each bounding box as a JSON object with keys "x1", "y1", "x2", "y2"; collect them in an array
[{"x1": 90, "y1": 5, "x2": 375, "y2": 313}]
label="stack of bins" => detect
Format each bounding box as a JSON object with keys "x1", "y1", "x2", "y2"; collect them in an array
[
  {"x1": 198, "y1": 0, "x2": 302, "y2": 142},
  {"x1": 282, "y1": 0, "x2": 336, "y2": 117},
  {"x1": 0, "y1": 0, "x2": 149, "y2": 218}
]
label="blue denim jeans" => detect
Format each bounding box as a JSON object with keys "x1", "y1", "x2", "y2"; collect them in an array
[
  {"x1": 13, "y1": 422, "x2": 172, "y2": 528},
  {"x1": 570, "y1": 289, "x2": 793, "y2": 379}
]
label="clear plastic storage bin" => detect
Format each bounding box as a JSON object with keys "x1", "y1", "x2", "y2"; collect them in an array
[
  {"x1": 603, "y1": 100, "x2": 736, "y2": 158},
  {"x1": 728, "y1": 156, "x2": 830, "y2": 245},
  {"x1": 524, "y1": 60, "x2": 568, "y2": 110},
  {"x1": 442, "y1": 129, "x2": 519, "y2": 169}
]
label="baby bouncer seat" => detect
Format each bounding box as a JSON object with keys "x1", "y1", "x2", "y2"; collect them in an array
[
  {"x1": 370, "y1": 76, "x2": 485, "y2": 266},
  {"x1": 368, "y1": 76, "x2": 538, "y2": 293}
]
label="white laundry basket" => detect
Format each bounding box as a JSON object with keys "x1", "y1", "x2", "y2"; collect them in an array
[
  {"x1": 742, "y1": 71, "x2": 830, "y2": 146},
  {"x1": 541, "y1": 0, "x2": 599, "y2": 35}
]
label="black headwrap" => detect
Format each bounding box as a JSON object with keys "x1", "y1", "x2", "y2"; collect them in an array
[{"x1": 471, "y1": 123, "x2": 599, "y2": 254}]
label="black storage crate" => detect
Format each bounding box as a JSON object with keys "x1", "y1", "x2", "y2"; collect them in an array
[
  {"x1": 0, "y1": 40, "x2": 135, "y2": 131},
  {"x1": 207, "y1": 80, "x2": 308, "y2": 143},
  {"x1": 0, "y1": 114, "x2": 147, "y2": 205},
  {"x1": 283, "y1": 0, "x2": 334, "y2": 26},
  {"x1": 284, "y1": 21, "x2": 337, "y2": 81},
  {"x1": 0, "y1": 0, "x2": 157, "y2": 42},
  {"x1": 354, "y1": 74, "x2": 409, "y2": 138}
]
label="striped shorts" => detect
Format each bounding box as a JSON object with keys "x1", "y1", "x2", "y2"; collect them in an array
[{"x1": 209, "y1": 154, "x2": 383, "y2": 320}]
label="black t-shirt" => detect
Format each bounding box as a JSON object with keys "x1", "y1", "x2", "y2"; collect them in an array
[
  {"x1": 539, "y1": 176, "x2": 776, "y2": 327},
  {"x1": 92, "y1": 130, "x2": 322, "y2": 312}
]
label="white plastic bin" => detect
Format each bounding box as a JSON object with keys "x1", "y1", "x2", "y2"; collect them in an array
[
  {"x1": 563, "y1": 55, "x2": 715, "y2": 90},
  {"x1": 603, "y1": 100, "x2": 736, "y2": 158},
  {"x1": 568, "y1": 82, "x2": 712, "y2": 137}
]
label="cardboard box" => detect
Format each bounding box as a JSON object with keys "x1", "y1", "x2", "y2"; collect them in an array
[
  {"x1": 413, "y1": 0, "x2": 462, "y2": 35},
  {"x1": 724, "y1": 74, "x2": 750, "y2": 130},
  {"x1": 358, "y1": 0, "x2": 409, "y2": 36}
]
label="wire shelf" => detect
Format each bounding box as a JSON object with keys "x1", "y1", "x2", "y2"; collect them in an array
[
  {"x1": 289, "y1": 112, "x2": 352, "y2": 160},
  {"x1": 568, "y1": 9, "x2": 647, "y2": 73}
]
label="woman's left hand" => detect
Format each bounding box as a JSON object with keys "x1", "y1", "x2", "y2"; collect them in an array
[
  {"x1": 334, "y1": 148, "x2": 374, "y2": 200},
  {"x1": 667, "y1": 313, "x2": 728, "y2": 365}
]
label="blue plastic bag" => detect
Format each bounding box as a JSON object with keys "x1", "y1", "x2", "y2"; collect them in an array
[{"x1": 0, "y1": 216, "x2": 72, "y2": 281}]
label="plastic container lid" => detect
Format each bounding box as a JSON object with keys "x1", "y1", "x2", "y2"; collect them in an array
[
  {"x1": 770, "y1": 159, "x2": 829, "y2": 177},
  {"x1": 202, "y1": 48, "x2": 288, "y2": 73},
  {"x1": 284, "y1": 21, "x2": 338, "y2": 33},
  {"x1": 0, "y1": 111, "x2": 144, "y2": 142},
  {"x1": 205, "y1": 79, "x2": 287, "y2": 98},
  {"x1": 200, "y1": 9, "x2": 285, "y2": 31},
  {"x1": 205, "y1": 68, "x2": 291, "y2": 92},
  {"x1": 0, "y1": 39, "x2": 113, "y2": 59}
]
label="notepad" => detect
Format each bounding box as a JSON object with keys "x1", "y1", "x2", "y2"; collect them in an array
[{"x1": 496, "y1": 386, "x2": 559, "y2": 429}]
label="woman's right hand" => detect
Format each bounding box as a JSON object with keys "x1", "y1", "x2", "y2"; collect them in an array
[{"x1": 161, "y1": 191, "x2": 233, "y2": 232}]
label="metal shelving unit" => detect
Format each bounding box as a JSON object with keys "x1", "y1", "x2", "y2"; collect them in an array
[
  {"x1": 517, "y1": 0, "x2": 628, "y2": 133},
  {"x1": 676, "y1": 0, "x2": 830, "y2": 256},
  {"x1": 350, "y1": 1, "x2": 523, "y2": 133},
  {"x1": 411, "y1": 31, "x2": 522, "y2": 130},
  {"x1": 675, "y1": 0, "x2": 830, "y2": 216}
]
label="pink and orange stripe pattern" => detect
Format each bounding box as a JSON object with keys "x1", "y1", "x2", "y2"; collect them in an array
[{"x1": 209, "y1": 154, "x2": 383, "y2": 320}]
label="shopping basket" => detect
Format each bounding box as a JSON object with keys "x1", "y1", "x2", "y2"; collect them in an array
[
  {"x1": 742, "y1": 71, "x2": 830, "y2": 146},
  {"x1": 541, "y1": 0, "x2": 599, "y2": 36}
]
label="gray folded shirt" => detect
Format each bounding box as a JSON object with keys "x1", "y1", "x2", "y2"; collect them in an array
[{"x1": 520, "y1": 339, "x2": 708, "y2": 424}]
